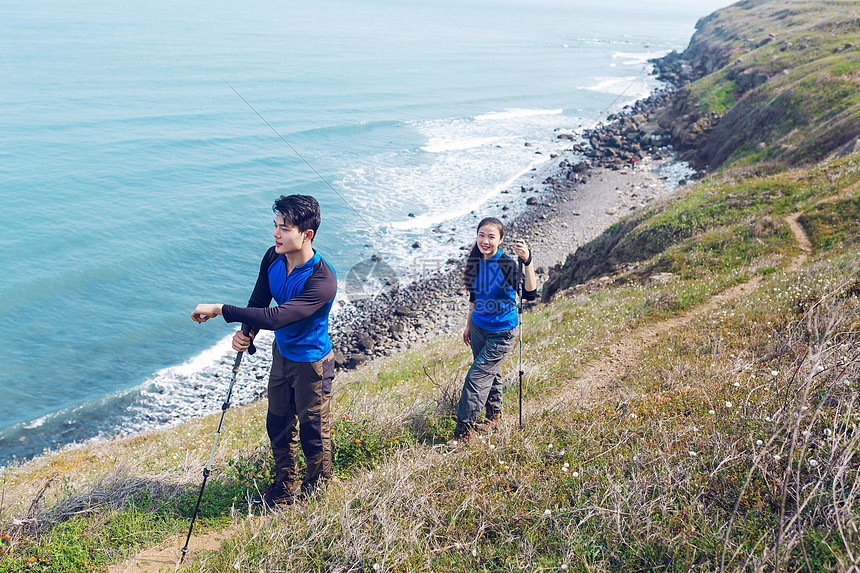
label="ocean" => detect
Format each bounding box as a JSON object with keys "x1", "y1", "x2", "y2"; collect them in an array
[{"x1": 0, "y1": 0, "x2": 732, "y2": 464}]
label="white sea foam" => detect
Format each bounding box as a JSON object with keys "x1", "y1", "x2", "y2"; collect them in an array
[
  {"x1": 421, "y1": 136, "x2": 500, "y2": 153},
  {"x1": 339, "y1": 109, "x2": 578, "y2": 241},
  {"x1": 584, "y1": 76, "x2": 652, "y2": 99},
  {"x1": 387, "y1": 157, "x2": 547, "y2": 231},
  {"x1": 23, "y1": 415, "x2": 49, "y2": 430},
  {"x1": 157, "y1": 333, "x2": 235, "y2": 379},
  {"x1": 612, "y1": 50, "x2": 665, "y2": 66},
  {"x1": 474, "y1": 108, "x2": 563, "y2": 121}
]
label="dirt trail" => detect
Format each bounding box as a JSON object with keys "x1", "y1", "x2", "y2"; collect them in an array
[
  {"x1": 528, "y1": 212, "x2": 811, "y2": 412},
  {"x1": 110, "y1": 215, "x2": 812, "y2": 572},
  {"x1": 107, "y1": 524, "x2": 240, "y2": 573}
]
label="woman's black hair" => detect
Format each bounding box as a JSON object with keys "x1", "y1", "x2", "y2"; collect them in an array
[{"x1": 463, "y1": 217, "x2": 505, "y2": 287}]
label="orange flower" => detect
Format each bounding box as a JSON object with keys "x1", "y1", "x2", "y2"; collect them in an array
[
  {"x1": 3, "y1": 534, "x2": 9, "y2": 540},
  {"x1": 330, "y1": 429, "x2": 335, "y2": 433},
  {"x1": 29, "y1": 557, "x2": 37, "y2": 562},
  {"x1": 394, "y1": 440, "x2": 400, "y2": 445},
  {"x1": 355, "y1": 439, "x2": 361, "y2": 444}
]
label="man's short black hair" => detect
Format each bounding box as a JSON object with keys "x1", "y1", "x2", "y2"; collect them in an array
[{"x1": 273, "y1": 195, "x2": 321, "y2": 237}]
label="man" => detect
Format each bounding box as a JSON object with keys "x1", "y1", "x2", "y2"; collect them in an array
[{"x1": 191, "y1": 194, "x2": 337, "y2": 507}]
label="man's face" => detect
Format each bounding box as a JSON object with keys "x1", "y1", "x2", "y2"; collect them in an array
[{"x1": 273, "y1": 213, "x2": 310, "y2": 255}]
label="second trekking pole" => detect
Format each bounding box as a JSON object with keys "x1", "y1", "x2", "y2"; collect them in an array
[
  {"x1": 517, "y1": 259, "x2": 524, "y2": 430},
  {"x1": 179, "y1": 325, "x2": 254, "y2": 565}
]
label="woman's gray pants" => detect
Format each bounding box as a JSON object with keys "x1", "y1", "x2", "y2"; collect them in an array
[{"x1": 456, "y1": 321, "x2": 515, "y2": 424}]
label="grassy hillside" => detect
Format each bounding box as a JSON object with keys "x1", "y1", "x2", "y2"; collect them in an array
[{"x1": 1, "y1": 154, "x2": 857, "y2": 571}]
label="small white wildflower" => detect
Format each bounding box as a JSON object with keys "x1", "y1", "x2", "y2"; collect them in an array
[
  {"x1": 471, "y1": 549, "x2": 477, "y2": 557},
  {"x1": 563, "y1": 462, "x2": 570, "y2": 468},
  {"x1": 373, "y1": 565, "x2": 380, "y2": 572},
  {"x1": 689, "y1": 451, "x2": 697, "y2": 457},
  {"x1": 571, "y1": 471, "x2": 579, "y2": 477},
  {"x1": 771, "y1": 370, "x2": 779, "y2": 377},
  {"x1": 765, "y1": 416, "x2": 772, "y2": 422},
  {"x1": 559, "y1": 449, "x2": 566, "y2": 455},
  {"x1": 825, "y1": 428, "x2": 833, "y2": 436},
  {"x1": 544, "y1": 509, "x2": 552, "y2": 516},
  {"x1": 733, "y1": 382, "x2": 740, "y2": 387},
  {"x1": 455, "y1": 542, "x2": 462, "y2": 549},
  {"x1": 630, "y1": 413, "x2": 638, "y2": 418},
  {"x1": 756, "y1": 440, "x2": 764, "y2": 446},
  {"x1": 548, "y1": 443, "x2": 553, "y2": 449},
  {"x1": 709, "y1": 409, "x2": 716, "y2": 415},
  {"x1": 809, "y1": 459, "x2": 819, "y2": 467},
  {"x1": 774, "y1": 454, "x2": 782, "y2": 461},
  {"x1": 499, "y1": 460, "x2": 505, "y2": 466},
  {"x1": 725, "y1": 401, "x2": 733, "y2": 409},
  {"x1": 489, "y1": 444, "x2": 495, "y2": 450},
  {"x1": 562, "y1": 565, "x2": 569, "y2": 571},
  {"x1": 801, "y1": 406, "x2": 808, "y2": 412},
  {"x1": 562, "y1": 466, "x2": 568, "y2": 473}
]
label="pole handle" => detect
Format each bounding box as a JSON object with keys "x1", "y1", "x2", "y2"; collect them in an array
[
  {"x1": 242, "y1": 323, "x2": 256, "y2": 356},
  {"x1": 517, "y1": 259, "x2": 524, "y2": 312}
]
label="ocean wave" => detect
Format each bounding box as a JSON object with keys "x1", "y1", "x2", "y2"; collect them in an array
[
  {"x1": 386, "y1": 157, "x2": 547, "y2": 231},
  {"x1": 23, "y1": 415, "x2": 49, "y2": 430},
  {"x1": 612, "y1": 50, "x2": 666, "y2": 66},
  {"x1": 583, "y1": 76, "x2": 651, "y2": 99},
  {"x1": 421, "y1": 136, "x2": 500, "y2": 153},
  {"x1": 474, "y1": 108, "x2": 563, "y2": 121}
]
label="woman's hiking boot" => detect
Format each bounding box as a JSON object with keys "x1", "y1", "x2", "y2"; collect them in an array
[
  {"x1": 250, "y1": 480, "x2": 297, "y2": 508},
  {"x1": 474, "y1": 408, "x2": 502, "y2": 433},
  {"x1": 447, "y1": 421, "x2": 472, "y2": 445}
]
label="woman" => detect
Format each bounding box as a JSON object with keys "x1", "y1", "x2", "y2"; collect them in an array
[{"x1": 452, "y1": 217, "x2": 537, "y2": 443}]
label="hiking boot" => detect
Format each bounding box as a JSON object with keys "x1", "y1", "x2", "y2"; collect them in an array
[
  {"x1": 473, "y1": 409, "x2": 502, "y2": 433},
  {"x1": 250, "y1": 480, "x2": 296, "y2": 508},
  {"x1": 447, "y1": 421, "x2": 472, "y2": 445}
]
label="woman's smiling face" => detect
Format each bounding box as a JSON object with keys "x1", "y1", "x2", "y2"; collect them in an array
[{"x1": 476, "y1": 222, "x2": 503, "y2": 258}]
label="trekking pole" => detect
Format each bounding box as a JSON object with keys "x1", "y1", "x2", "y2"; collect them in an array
[
  {"x1": 517, "y1": 259, "x2": 524, "y2": 431},
  {"x1": 179, "y1": 325, "x2": 254, "y2": 566}
]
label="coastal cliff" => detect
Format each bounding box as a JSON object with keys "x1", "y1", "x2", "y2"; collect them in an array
[
  {"x1": 542, "y1": 0, "x2": 859, "y2": 301},
  {"x1": 656, "y1": 0, "x2": 860, "y2": 169}
]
